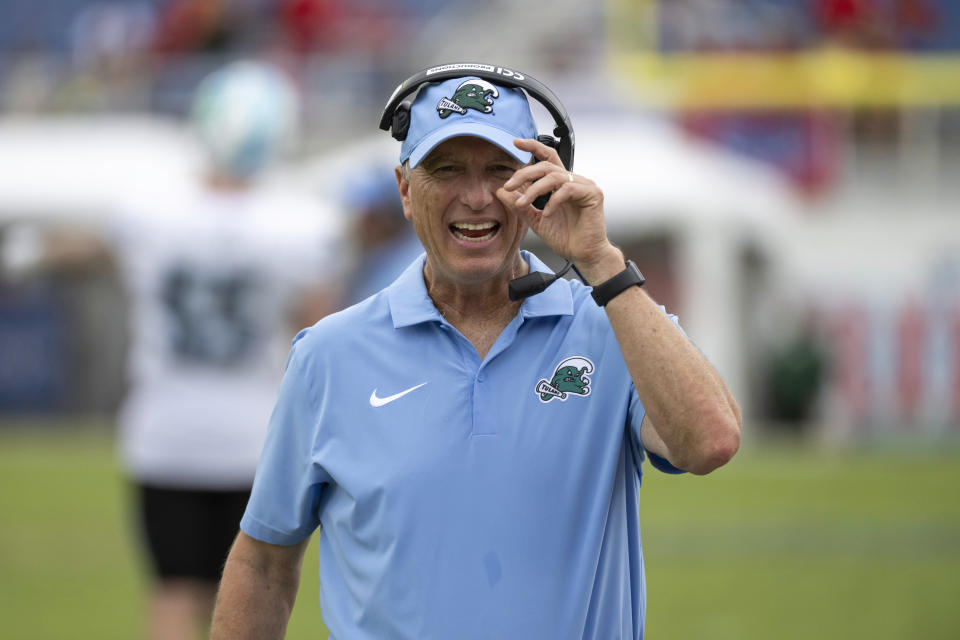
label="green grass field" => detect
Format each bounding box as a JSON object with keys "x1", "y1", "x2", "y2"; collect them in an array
[{"x1": 1, "y1": 423, "x2": 958, "y2": 639}]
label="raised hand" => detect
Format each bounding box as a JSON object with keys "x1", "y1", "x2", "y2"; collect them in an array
[{"x1": 497, "y1": 137, "x2": 618, "y2": 274}]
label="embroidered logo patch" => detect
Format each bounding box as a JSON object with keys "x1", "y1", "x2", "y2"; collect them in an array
[
  {"x1": 437, "y1": 80, "x2": 499, "y2": 119},
  {"x1": 536, "y1": 356, "x2": 594, "y2": 403}
]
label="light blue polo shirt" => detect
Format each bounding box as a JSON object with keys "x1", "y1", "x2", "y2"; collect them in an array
[{"x1": 241, "y1": 251, "x2": 683, "y2": 640}]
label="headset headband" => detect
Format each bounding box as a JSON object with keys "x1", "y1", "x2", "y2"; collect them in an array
[{"x1": 378, "y1": 62, "x2": 575, "y2": 170}]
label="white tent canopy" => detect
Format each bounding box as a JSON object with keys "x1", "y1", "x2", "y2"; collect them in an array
[{"x1": 0, "y1": 116, "x2": 204, "y2": 222}]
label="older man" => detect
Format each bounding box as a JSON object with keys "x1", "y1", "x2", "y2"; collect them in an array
[{"x1": 211, "y1": 66, "x2": 740, "y2": 640}]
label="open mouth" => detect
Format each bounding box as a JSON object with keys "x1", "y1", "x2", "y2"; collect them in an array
[{"x1": 450, "y1": 221, "x2": 500, "y2": 243}]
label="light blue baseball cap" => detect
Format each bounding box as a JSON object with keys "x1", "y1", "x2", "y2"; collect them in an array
[{"x1": 400, "y1": 76, "x2": 537, "y2": 169}]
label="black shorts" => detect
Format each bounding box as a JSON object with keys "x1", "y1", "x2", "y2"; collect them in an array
[{"x1": 136, "y1": 484, "x2": 251, "y2": 582}]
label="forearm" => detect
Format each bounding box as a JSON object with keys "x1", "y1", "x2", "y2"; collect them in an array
[
  {"x1": 577, "y1": 247, "x2": 741, "y2": 474},
  {"x1": 211, "y1": 532, "x2": 308, "y2": 639}
]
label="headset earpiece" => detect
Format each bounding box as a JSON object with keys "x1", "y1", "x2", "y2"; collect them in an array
[
  {"x1": 536, "y1": 134, "x2": 558, "y2": 150},
  {"x1": 391, "y1": 101, "x2": 412, "y2": 141}
]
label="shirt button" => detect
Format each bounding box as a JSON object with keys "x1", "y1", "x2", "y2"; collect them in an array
[{"x1": 477, "y1": 372, "x2": 485, "y2": 382}]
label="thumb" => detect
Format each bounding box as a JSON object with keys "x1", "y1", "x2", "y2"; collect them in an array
[
  {"x1": 496, "y1": 185, "x2": 520, "y2": 209},
  {"x1": 496, "y1": 187, "x2": 539, "y2": 226}
]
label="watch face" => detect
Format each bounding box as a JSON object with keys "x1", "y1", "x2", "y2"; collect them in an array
[{"x1": 627, "y1": 261, "x2": 645, "y2": 287}]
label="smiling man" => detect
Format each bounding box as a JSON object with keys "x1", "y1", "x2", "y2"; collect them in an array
[{"x1": 211, "y1": 68, "x2": 742, "y2": 640}]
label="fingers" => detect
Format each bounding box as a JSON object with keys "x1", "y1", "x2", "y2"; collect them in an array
[
  {"x1": 513, "y1": 170, "x2": 574, "y2": 208},
  {"x1": 502, "y1": 160, "x2": 554, "y2": 191},
  {"x1": 500, "y1": 137, "x2": 601, "y2": 224},
  {"x1": 537, "y1": 182, "x2": 581, "y2": 218},
  {"x1": 512, "y1": 137, "x2": 563, "y2": 165},
  {"x1": 496, "y1": 174, "x2": 582, "y2": 224},
  {"x1": 497, "y1": 191, "x2": 541, "y2": 229},
  {"x1": 504, "y1": 163, "x2": 567, "y2": 202},
  {"x1": 503, "y1": 138, "x2": 573, "y2": 208},
  {"x1": 503, "y1": 139, "x2": 562, "y2": 189}
]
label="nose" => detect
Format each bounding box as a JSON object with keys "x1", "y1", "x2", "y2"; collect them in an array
[{"x1": 458, "y1": 171, "x2": 495, "y2": 212}]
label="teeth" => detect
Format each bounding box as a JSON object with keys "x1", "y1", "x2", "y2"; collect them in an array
[
  {"x1": 452, "y1": 229, "x2": 497, "y2": 242},
  {"x1": 453, "y1": 221, "x2": 497, "y2": 231},
  {"x1": 450, "y1": 221, "x2": 499, "y2": 243}
]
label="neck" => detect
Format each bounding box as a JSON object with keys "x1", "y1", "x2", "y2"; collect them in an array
[
  {"x1": 423, "y1": 254, "x2": 528, "y2": 322},
  {"x1": 422, "y1": 254, "x2": 528, "y2": 359}
]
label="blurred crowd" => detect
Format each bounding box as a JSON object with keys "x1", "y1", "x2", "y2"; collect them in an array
[{"x1": 0, "y1": 0, "x2": 479, "y2": 132}]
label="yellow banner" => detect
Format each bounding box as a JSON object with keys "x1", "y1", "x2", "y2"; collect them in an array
[{"x1": 610, "y1": 49, "x2": 960, "y2": 109}]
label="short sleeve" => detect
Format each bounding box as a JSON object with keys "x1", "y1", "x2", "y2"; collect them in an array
[{"x1": 240, "y1": 334, "x2": 330, "y2": 545}]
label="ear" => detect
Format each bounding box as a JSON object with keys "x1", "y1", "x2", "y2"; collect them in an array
[{"x1": 395, "y1": 165, "x2": 414, "y2": 221}]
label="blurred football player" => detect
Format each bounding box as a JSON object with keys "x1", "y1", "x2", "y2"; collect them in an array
[
  {"x1": 3, "y1": 60, "x2": 345, "y2": 640},
  {"x1": 119, "y1": 60, "x2": 344, "y2": 640}
]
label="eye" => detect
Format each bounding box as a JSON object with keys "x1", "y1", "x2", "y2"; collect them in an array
[
  {"x1": 491, "y1": 164, "x2": 517, "y2": 178},
  {"x1": 433, "y1": 164, "x2": 460, "y2": 175}
]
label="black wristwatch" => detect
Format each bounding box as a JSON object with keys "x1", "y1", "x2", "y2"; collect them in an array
[{"x1": 590, "y1": 260, "x2": 645, "y2": 307}]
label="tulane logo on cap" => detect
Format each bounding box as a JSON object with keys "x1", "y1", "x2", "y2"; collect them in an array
[
  {"x1": 436, "y1": 80, "x2": 500, "y2": 119},
  {"x1": 536, "y1": 356, "x2": 594, "y2": 403}
]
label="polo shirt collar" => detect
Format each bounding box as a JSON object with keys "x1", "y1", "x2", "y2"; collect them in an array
[
  {"x1": 387, "y1": 253, "x2": 440, "y2": 328},
  {"x1": 387, "y1": 250, "x2": 574, "y2": 329}
]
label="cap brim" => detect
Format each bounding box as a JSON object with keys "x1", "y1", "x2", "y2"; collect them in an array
[{"x1": 406, "y1": 122, "x2": 533, "y2": 169}]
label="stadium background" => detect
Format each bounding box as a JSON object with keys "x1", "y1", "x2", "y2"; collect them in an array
[{"x1": 1, "y1": 0, "x2": 959, "y2": 637}]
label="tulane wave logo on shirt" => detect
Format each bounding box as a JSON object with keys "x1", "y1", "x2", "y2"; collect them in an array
[{"x1": 536, "y1": 356, "x2": 594, "y2": 403}]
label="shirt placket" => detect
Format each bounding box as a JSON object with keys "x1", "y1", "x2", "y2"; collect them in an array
[{"x1": 470, "y1": 313, "x2": 525, "y2": 437}]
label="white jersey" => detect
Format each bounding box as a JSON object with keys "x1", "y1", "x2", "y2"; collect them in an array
[{"x1": 112, "y1": 183, "x2": 343, "y2": 489}]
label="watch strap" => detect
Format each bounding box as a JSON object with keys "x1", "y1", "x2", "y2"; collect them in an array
[{"x1": 590, "y1": 260, "x2": 645, "y2": 306}]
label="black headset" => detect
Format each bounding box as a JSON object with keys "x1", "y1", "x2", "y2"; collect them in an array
[{"x1": 378, "y1": 62, "x2": 580, "y2": 301}]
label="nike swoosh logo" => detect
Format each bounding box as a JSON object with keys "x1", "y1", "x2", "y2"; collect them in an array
[{"x1": 369, "y1": 382, "x2": 428, "y2": 407}]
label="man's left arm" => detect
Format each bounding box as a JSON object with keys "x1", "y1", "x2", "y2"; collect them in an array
[{"x1": 500, "y1": 138, "x2": 741, "y2": 475}]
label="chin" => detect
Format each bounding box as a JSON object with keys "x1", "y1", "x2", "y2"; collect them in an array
[{"x1": 445, "y1": 256, "x2": 511, "y2": 284}]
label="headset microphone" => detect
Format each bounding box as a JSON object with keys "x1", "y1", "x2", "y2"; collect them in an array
[
  {"x1": 379, "y1": 62, "x2": 580, "y2": 301},
  {"x1": 508, "y1": 260, "x2": 575, "y2": 301}
]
